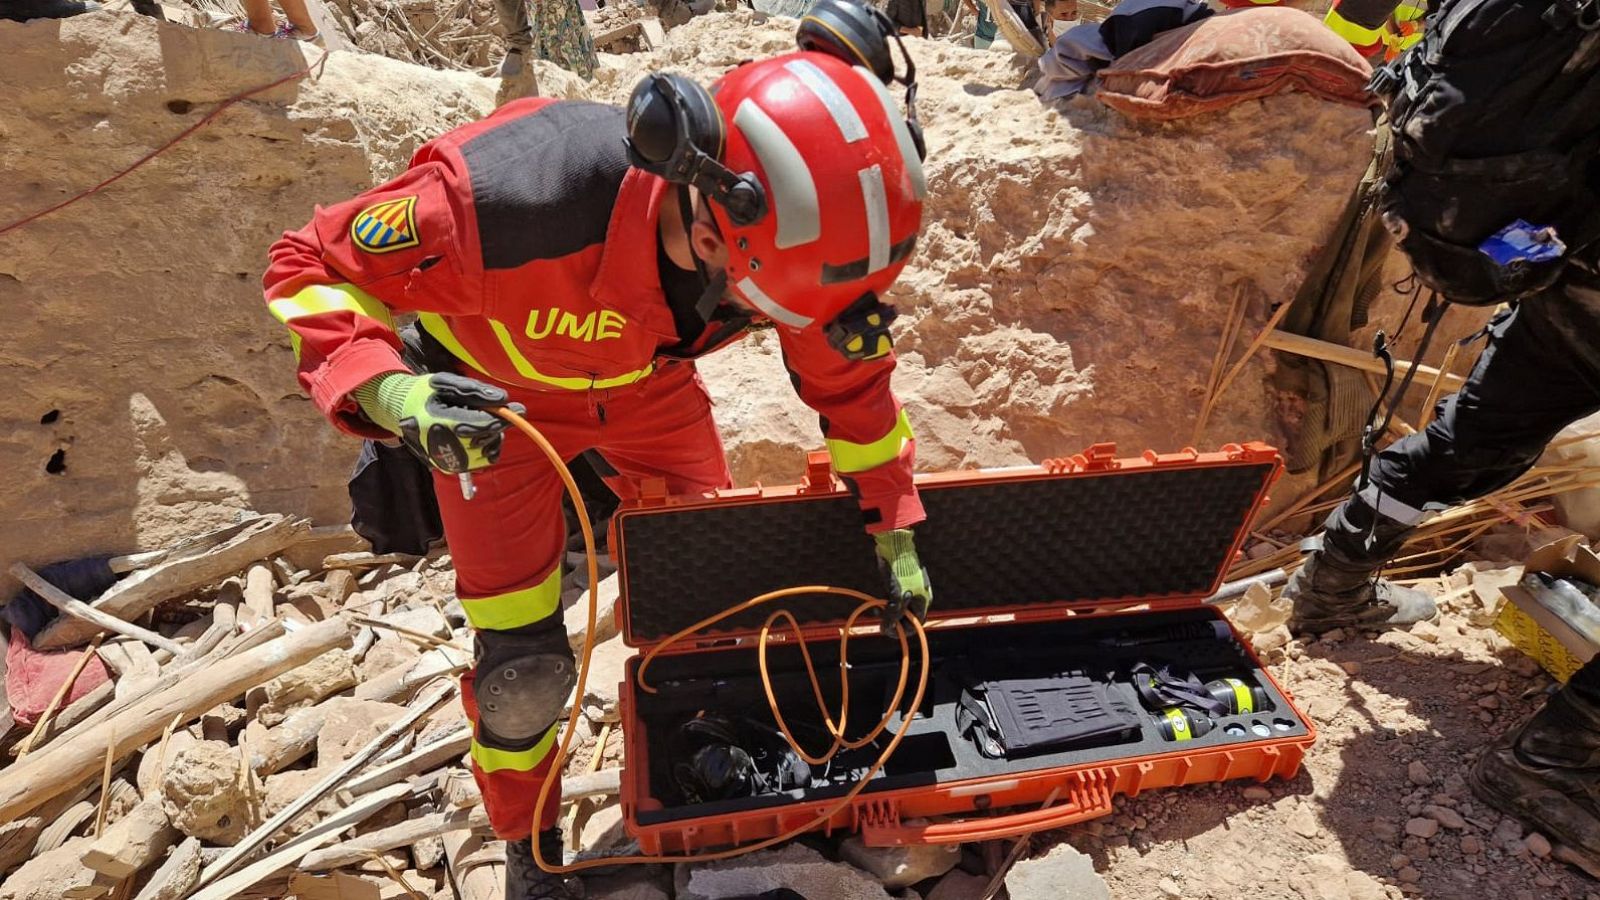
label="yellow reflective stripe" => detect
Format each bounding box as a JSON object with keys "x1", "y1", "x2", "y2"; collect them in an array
[
  {"x1": 486, "y1": 319, "x2": 654, "y2": 390},
  {"x1": 460, "y1": 568, "x2": 563, "y2": 631},
  {"x1": 417, "y1": 312, "x2": 491, "y2": 376},
  {"x1": 1226, "y1": 678, "x2": 1255, "y2": 714},
  {"x1": 825, "y1": 409, "x2": 914, "y2": 475},
  {"x1": 1394, "y1": 0, "x2": 1426, "y2": 19},
  {"x1": 1163, "y1": 709, "x2": 1193, "y2": 741},
  {"x1": 1323, "y1": 7, "x2": 1385, "y2": 45},
  {"x1": 471, "y1": 722, "x2": 559, "y2": 774},
  {"x1": 419, "y1": 312, "x2": 655, "y2": 392},
  {"x1": 269, "y1": 284, "x2": 394, "y2": 327}
]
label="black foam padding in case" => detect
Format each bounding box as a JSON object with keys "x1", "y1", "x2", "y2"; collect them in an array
[
  {"x1": 618, "y1": 461, "x2": 1274, "y2": 643},
  {"x1": 629, "y1": 605, "x2": 1311, "y2": 825}
]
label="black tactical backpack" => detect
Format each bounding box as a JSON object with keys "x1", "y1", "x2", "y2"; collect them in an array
[{"x1": 1373, "y1": 0, "x2": 1600, "y2": 305}]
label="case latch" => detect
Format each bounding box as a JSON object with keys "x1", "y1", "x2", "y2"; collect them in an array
[
  {"x1": 800, "y1": 451, "x2": 840, "y2": 495},
  {"x1": 1225, "y1": 441, "x2": 1282, "y2": 465},
  {"x1": 1077, "y1": 442, "x2": 1121, "y2": 472},
  {"x1": 636, "y1": 476, "x2": 672, "y2": 507}
]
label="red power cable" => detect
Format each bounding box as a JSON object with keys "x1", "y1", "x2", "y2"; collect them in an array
[{"x1": 0, "y1": 48, "x2": 330, "y2": 239}]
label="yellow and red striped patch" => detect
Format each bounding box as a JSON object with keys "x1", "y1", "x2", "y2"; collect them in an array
[{"x1": 350, "y1": 196, "x2": 420, "y2": 254}]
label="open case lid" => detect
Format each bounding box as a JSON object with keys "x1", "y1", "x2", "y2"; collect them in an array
[{"x1": 613, "y1": 442, "x2": 1281, "y2": 648}]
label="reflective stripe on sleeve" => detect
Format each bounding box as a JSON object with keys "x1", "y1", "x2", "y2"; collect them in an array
[
  {"x1": 1324, "y1": 6, "x2": 1386, "y2": 46},
  {"x1": 825, "y1": 408, "x2": 914, "y2": 474},
  {"x1": 269, "y1": 284, "x2": 395, "y2": 327}
]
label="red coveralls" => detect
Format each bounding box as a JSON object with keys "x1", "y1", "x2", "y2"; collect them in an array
[{"x1": 262, "y1": 98, "x2": 925, "y2": 840}]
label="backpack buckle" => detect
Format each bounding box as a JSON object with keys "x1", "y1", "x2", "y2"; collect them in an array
[
  {"x1": 1545, "y1": 0, "x2": 1600, "y2": 29},
  {"x1": 1367, "y1": 62, "x2": 1403, "y2": 102}
]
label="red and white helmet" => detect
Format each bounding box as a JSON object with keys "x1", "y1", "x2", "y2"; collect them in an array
[{"x1": 707, "y1": 51, "x2": 927, "y2": 335}]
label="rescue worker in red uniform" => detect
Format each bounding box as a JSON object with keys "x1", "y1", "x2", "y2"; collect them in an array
[{"x1": 262, "y1": 3, "x2": 932, "y2": 896}]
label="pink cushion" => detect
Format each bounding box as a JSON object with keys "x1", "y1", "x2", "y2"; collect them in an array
[{"x1": 1096, "y1": 7, "x2": 1376, "y2": 121}]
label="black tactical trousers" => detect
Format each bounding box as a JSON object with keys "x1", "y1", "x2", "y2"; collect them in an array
[
  {"x1": 1319, "y1": 276, "x2": 1600, "y2": 692},
  {"x1": 1323, "y1": 281, "x2": 1600, "y2": 562}
]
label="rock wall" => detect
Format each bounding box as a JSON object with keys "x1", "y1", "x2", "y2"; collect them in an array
[
  {"x1": 1, "y1": 11, "x2": 1372, "y2": 579},
  {"x1": 0, "y1": 15, "x2": 495, "y2": 581}
]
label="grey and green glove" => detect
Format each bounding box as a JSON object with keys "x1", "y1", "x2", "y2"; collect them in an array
[
  {"x1": 874, "y1": 527, "x2": 932, "y2": 636},
  {"x1": 352, "y1": 372, "x2": 523, "y2": 474}
]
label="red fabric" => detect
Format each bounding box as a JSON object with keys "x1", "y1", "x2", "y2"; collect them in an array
[
  {"x1": 1096, "y1": 7, "x2": 1377, "y2": 122},
  {"x1": 6, "y1": 628, "x2": 110, "y2": 728},
  {"x1": 445, "y1": 362, "x2": 732, "y2": 840},
  {"x1": 262, "y1": 97, "x2": 923, "y2": 534}
]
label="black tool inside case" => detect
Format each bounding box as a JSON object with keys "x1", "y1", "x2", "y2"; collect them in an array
[{"x1": 614, "y1": 453, "x2": 1307, "y2": 823}]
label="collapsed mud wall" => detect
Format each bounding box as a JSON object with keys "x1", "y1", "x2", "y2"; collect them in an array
[
  {"x1": 1, "y1": 16, "x2": 496, "y2": 579},
  {"x1": 1, "y1": 11, "x2": 1372, "y2": 577}
]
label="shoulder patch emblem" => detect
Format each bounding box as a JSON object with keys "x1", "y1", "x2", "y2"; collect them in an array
[{"x1": 351, "y1": 196, "x2": 420, "y2": 254}]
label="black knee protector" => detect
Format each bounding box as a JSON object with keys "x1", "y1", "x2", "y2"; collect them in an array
[{"x1": 474, "y1": 626, "x2": 577, "y2": 748}]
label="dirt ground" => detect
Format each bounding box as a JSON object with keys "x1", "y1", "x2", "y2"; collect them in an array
[{"x1": 1042, "y1": 573, "x2": 1599, "y2": 900}]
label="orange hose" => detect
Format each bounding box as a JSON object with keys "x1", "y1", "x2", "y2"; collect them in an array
[{"x1": 490, "y1": 407, "x2": 928, "y2": 873}]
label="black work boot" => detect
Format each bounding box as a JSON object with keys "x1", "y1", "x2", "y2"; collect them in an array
[
  {"x1": 1285, "y1": 496, "x2": 1438, "y2": 635},
  {"x1": 1471, "y1": 684, "x2": 1600, "y2": 878},
  {"x1": 506, "y1": 828, "x2": 582, "y2": 899},
  {"x1": 1283, "y1": 544, "x2": 1438, "y2": 635},
  {"x1": 1, "y1": 0, "x2": 101, "y2": 20}
]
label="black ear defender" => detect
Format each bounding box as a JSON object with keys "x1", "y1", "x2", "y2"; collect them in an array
[
  {"x1": 624, "y1": 72, "x2": 769, "y2": 227},
  {"x1": 797, "y1": 0, "x2": 927, "y2": 162}
]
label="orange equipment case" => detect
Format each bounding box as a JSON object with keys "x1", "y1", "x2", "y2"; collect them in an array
[{"x1": 612, "y1": 442, "x2": 1314, "y2": 853}]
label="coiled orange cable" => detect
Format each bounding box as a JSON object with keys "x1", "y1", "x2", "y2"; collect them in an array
[{"x1": 490, "y1": 407, "x2": 928, "y2": 874}]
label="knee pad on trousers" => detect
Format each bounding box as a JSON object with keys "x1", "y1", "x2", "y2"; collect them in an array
[{"x1": 474, "y1": 632, "x2": 576, "y2": 747}]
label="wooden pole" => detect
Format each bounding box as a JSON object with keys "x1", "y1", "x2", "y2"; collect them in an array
[
  {"x1": 198, "y1": 682, "x2": 455, "y2": 886},
  {"x1": 36, "y1": 515, "x2": 309, "y2": 650},
  {"x1": 10, "y1": 564, "x2": 185, "y2": 656},
  {"x1": 1260, "y1": 330, "x2": 1467, "y2": 391},
  {"x1": 299, "y1": 806, "x2": 491, "y2": 872},
  {"x1": 340, "y1": 726, "x2": 471, "y2": 796},
  {"x1": 0, "y1": 618, "x2": 348, "y2": 822}
]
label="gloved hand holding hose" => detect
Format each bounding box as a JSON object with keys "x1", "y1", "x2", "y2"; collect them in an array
[
  {"x1": 874, "y1": 528, "x2": 932, "y2": 636},
  {"x1": 353, "y1": 372, "x2": 524, "y2": 474}
]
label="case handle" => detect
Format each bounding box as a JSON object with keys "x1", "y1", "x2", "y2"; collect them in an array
[{"x1": 859, "y1": 771, "x2": 1115, "y2": 845}]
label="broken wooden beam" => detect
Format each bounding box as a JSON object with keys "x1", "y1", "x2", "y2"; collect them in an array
[
  {"x1": 1261, "y1": 330, "x2": 1467, "y2": 391},
  {"x1": 37, "y1": 514, "x2": 311, "y2": 650},
  {"x1": 322, "y1": 551, "x2": 423, "y2": 571},
  {"x1": 130, "y1": 836, "x2": 203, "y2": 900},
  {"x1": 241, "y1": 563, "x2": 276, "y2": 631},
  {"x1": 11, "y1": 563, "x2": 185, "y2": 656},
  {"x1": 0, "y1": 617, "x2": 349, "y2": 822},
  {"x1": 187, "y1": 783, "x2": 412, "y2": 900},
  {"x1": 341, "y1": 725, "x2": 471, "y2": 796},
  {"x1": 199, "y1": 682, "x2": 455, "y2": 886},
  {"x1": 443, "y1": 826, "x2": 503, "y2": 900},
  {"x1": 298, "y1": 804, "x2": 491, "y2": 871}
]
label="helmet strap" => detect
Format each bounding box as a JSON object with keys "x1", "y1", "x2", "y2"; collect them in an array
[{"x1": 676, "y1": 184, "x2": 735, "y2": 323}]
